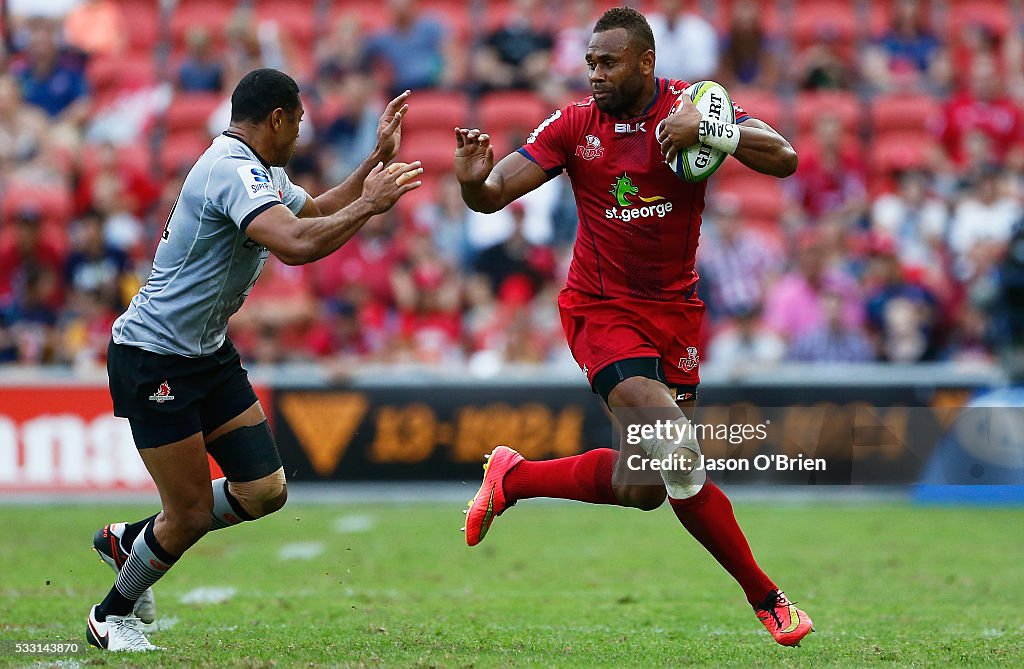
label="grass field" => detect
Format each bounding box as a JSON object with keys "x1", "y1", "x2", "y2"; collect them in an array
[{"x1": 1, "y1": 497, "x2": 1022, "y2": 668}]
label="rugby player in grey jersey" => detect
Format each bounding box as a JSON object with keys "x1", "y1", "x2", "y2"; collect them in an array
[{"x1": 85, "y1": 68, "x2": 423, "y2": 652}]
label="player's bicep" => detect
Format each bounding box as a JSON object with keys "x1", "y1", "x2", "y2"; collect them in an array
[
  {"x1": 242, "y1": 203, "x2": 305, "y2": 264},
  {"x1": 491, "y1": 151, "x2": 550, "y2": 208}
]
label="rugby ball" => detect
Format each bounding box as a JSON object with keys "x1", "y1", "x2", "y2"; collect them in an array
[{"x1": 661, "y1": 80, "x2": 735, "y2": 183}]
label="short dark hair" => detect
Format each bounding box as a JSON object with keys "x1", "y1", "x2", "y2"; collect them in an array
[
  {"x1": 594, "y1": 7, "x2": 655, "y2": 53},
  {"x1": 230, "y1": 68, "x2": 300, "y2": 124}
]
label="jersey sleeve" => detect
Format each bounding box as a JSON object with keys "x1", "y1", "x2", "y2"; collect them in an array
[
  {"x1": 274, "y1": 166, "x2": 309, "y2": 215},
  {"x1": 732, "y1": 99, "x2": 750, "y2": 124},
  {"x1": 209, "y1": 157, "x2": 288, "y2": 233},
  {"x1": 517, "y1": 106, "x2": 573, "y2": 177}
]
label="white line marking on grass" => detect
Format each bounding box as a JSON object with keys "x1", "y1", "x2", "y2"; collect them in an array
[
  {"x1": 178, "y1": 586, "x2": 237, "y2": 605},
  {"x1": 278, "y1": 541, "x2": 325, "y2": 560},
  {"x1": 333, "y1": 514, "x2": 374, "y2": 534}
]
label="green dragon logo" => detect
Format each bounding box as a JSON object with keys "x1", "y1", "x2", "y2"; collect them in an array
[{"x1": 609, "y1": 173, "x2": 665, "y2": 207}]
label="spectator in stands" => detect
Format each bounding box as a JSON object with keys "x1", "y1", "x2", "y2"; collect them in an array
[
  {"x1": 797, "y1": 32, "x2": 854, "y2": 91},
  {"x1": 393, "y1": 236, "x2": 463, "y2": 365},
  {"x1": 764, "y1": 233, "x2": 863, "y2": 342},
  {"x1": 317, "y1": 13, "x2": 365, "y2": 86},
  {"x1": 312, "y1": 208, "x2": 404, "y2": 307},
  {"x1": 472, "y1": 202, "x2": 553, "y2": 298},
  {"x1": 550, "y1": 0, "x2": 595, "y2": 95},
  {"x1": 707, "y1": 305, "x2": 786, "y2": 375},
  {"x1": 60, "y1": 285, "x2": 118, "y2": 369},
  {"x1": 948, "y1": 165, "x2": 1021, "y2": 265},
  {"x1": 10, "y1": 17, "x2": 90, "y2": 124},
  {"x1": 223, "y1": 8, "x2": 292, "y2": 88},
  {"x1": 864, "y1": 247, "x2": 938, "y2": 362},
  {"x1": 177, "y1": 28, "x2": 224, "y2": 94},
  {"x1": 697, "y1": 191, "x2": 782, "y2": 319},
  {"x1": 792, "y1": 113, "x2": 868, "y2": 227},
  {"x1": 231, "y1": 258, "x2": 317, "y2": 363},
  {"x1": 937, "y1": 54, "x2": 1022, "y2": 169},
  {"x1": 305, "y1": 299, "x2": 371, "y2": 361},
  {"x1": 64, "y1": 0, "x2": 127, "y2": 57},
  {"x1": 647, "y1": 0, "x2": 718, "y2": 83},
  {"x1": 64, "y1": 210, "x2": 129, "y2": 311},
  {"x1": 0, "y1": 208, "x2": 64, "y2": 310},
  {"x1": 861, "y1": 0, "x2": 944, "y2": 94},
  {"x1": 787, "y1": 291, "x2": 875, "y2": 363},
  {"x1": 871, "y1": 169, "x2": 949, "y2": 270},
  {"x1": 2, "y1": 266, "x2": 60, "y2": 364},
  {"x1": 782, "y1": 288, "x2": 872, "y2": 360},
  {"x1": 362, "y1": 0, "x2": 447, "y2": 96},
  {"x1": 473, "y1": 0, "x2": 554, "y2": 93},
  {"x1": 412, "y1": 172, "x2": 474, "y2": 268},
  {"x1": 716, "y1": 0, "x2": 780, "y2": 90},
  {"x1": 0, "y1": 74, "x2": 50, "y2": 175}
]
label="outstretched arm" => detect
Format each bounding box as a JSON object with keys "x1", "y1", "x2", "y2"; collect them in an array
[
  {"x1": 454, "y1": 127, "x2": 549, "y2": 213},
  {"x1": 657, "y1": 96, "x2": 797, "y2": 178},
  {"x1": 247, "y1": 161, "x2": 422, "y2": 265},
  {"x1": 304, "y1": 90, "x2": 412, "y2": 218}
]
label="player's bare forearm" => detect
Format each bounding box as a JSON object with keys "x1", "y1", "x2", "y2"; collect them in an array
[
  {"x1": 460, "y1": 173, "x2": 506, "y2": 213},
  {"x1": 289, "y1": 197, "x2": 378, "y2": 263},
  {"x1": 248, "y1": 162, "x2": 421, "y2": 264},
  {"x1": 733, "y1": 119, "x2": 798, "y2": 178},
  {"x1": 454, "y1": 130, "x2": 548, "y2": 213}
]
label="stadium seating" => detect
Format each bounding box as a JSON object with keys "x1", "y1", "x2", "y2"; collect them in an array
[
  {"x1": 163, "y1": 93, "x2": 223, "y2": 137},
  {"x1": 478, "y1": 90, "x2": 553, "y2": 136},
  {"x1": 795, "y1": 90, "x2": 862, "y2": 138},
  {"x1": 870, "y1": 94, "x2": 942, "y2": 135},
  {"x1": 400, "y1": 130, "x2": 457, "y2": 176},
  {"x1": 400, "y1": 90, "x2": 471, "y2": 135},
  {"x1": 729, "y1": 87, "x2": 784, "y2": 133},
  {"x1": 85, "y1": 55, "x2": 159, "y2": 109}
]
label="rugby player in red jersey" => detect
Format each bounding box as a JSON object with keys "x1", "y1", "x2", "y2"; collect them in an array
[{"x1": 454, "y1": 7, "x2": 812, "y2": 647}]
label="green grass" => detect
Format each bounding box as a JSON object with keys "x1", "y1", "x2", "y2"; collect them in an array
[{"x1": 1, "y1": 499, "x2": 1022, "y2": 668}]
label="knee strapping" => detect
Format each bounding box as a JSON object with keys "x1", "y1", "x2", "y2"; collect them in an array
[
  {"x1": 634, "y1": 415, "x2": 706, "y2": 499},
  {"x1": 228, "y1": 468, "x2": 287, "y2": 518}
]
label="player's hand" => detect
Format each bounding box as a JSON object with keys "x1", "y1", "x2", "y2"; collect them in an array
[
  {"x1": 454, "y1": 127, "x2": 494, "y2": 186},
  {"x1": 658, "y1": 95, "x2": 701, "y2": 164},
  {"x1": 375, "y1": 90, "x2": 410, "y2": 163},
  {"x1": 360, "y1": 160, "x2": 423, "y2": 214}
]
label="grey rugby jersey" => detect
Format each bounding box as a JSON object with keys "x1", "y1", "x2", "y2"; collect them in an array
[{"x1": 113, "y1": 133, "x2": 308, "y2": 357}]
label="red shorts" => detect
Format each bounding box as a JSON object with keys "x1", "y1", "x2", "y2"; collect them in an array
[{"x1": 557, "y1": 287, "x2": 705, "y2": 387}]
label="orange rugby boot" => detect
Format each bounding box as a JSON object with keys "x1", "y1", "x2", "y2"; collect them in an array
[
  {"x1": 755, "y1": 589, "x2": 814, "y2": 646},
  {"x1": 462, "y1": 445, "x2": 523, "y2": 546}
]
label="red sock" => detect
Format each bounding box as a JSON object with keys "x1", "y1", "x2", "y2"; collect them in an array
[
  {"x1": 669, "y1": 479, "x2": 776, "y2": 606},
  {"x1": 503, "y1": 448, "x2": 621, "y2": 505}
]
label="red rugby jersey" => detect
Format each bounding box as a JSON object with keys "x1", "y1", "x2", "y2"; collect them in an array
[{"x1": 519, "y1": 78, "x2": 748, "y2": 301}]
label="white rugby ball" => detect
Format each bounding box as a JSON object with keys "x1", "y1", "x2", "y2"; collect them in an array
[{"x1": 661, "y1": 80, "x2": 735, "y2": 183}]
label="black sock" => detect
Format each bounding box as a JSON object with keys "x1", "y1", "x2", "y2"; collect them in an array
[{"x1": 121, "y1": 514, "x2": 158, "y2": 549}]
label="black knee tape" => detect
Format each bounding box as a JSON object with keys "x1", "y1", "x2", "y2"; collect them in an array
[
  {"x1": 206, "y1": 420, "x2": 282, "y2": 483},
  {"x1": 592, "y1": 357, "x2": 666, "y2": 404}
]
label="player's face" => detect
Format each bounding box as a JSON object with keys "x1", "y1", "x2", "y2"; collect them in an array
[{"x1": 586, "y1": 28, "x2": 650, "y2": 117}]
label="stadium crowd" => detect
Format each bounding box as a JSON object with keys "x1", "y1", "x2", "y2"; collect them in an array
[{"x1": 1, "y1": 0, "x2": 1023, "y2": 376}]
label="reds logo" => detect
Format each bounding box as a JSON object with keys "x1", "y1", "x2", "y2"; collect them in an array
[
  {"x1": 678, "y1": 347, "x2": 700, "y2": 372},
  {"x1": 575, "y1": 135, "x2": 605, "y2": 160},
  {"x1": 148, "y1": 381, "x2": 175, "y2": 403}
]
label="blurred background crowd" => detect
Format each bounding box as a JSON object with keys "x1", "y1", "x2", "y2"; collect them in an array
[{"x1": 2, "y1": 0, "x2": 1024, "y2": 378}]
